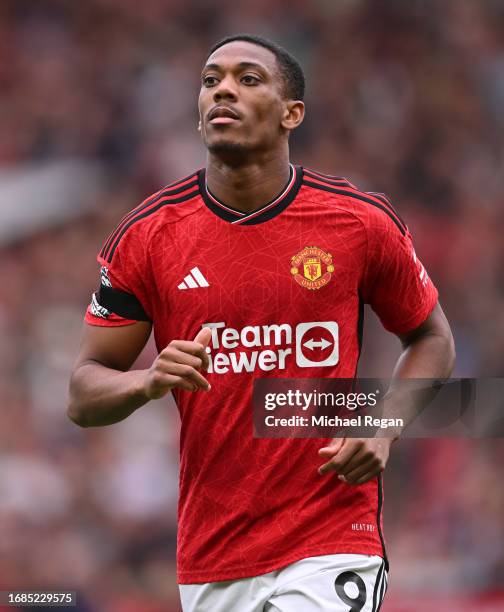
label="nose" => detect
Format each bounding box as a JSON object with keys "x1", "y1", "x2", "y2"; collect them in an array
[{"x1": 213, "y1": 75, "x2": 238, "y2": 103}]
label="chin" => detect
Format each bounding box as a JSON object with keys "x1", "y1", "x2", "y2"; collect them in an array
[{"x1": 207, "y1": 139, "x2": 252, "y2": 164}]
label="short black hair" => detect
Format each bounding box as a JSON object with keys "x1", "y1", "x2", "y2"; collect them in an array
[{"x1": 206, "y1": 34, "x2": 305, "y2": 101}]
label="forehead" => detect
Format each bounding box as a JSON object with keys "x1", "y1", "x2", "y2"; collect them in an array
[{"x1": 204, "y1": 41, "x2": 278, "y2": 75}]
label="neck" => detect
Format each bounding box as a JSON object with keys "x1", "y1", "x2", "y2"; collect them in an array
[{"x1": 205, "y1": 150, "x2": 291, "y2": 214}]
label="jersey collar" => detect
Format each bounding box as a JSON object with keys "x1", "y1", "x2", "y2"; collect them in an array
[{"x1": 198, "y1": 165, "x2": 303, "y2": 225}]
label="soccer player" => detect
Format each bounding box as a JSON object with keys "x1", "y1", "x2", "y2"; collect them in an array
[{"x1": 69, "y1": 34, "x2": 455, "y2": 611}]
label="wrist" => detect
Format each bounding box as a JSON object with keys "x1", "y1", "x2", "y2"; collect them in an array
[
  {"x1": 374, "y1": 428, "x2": 401, "y2": 443},
  {"x1": 132, "y1": 369, "x2": 152, "y2": 402}
]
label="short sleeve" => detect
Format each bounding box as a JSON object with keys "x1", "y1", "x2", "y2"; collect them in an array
[
  {"x1": 360, "y1": 209, "x2": 438, "y2": 335},
  {"x1": 85, "y1": 223, "x2": 153, "y2": 327}
]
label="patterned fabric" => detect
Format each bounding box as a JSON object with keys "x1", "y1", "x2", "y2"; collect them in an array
[{"x1": 85, "y1": 167, "x2": 438, "y2": 583}]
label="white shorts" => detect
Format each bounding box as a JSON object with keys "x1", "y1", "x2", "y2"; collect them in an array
[{"x1": 179, "y1": 554, "x2": 388, "y2": 612}]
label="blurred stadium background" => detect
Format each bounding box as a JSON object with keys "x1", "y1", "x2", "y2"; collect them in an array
[{"x1": 0, "y1": 1, "x2": 503, "y2": 610}]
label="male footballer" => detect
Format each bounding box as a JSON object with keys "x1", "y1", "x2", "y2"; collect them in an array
[{"x1": 69, "y1": 34, "x2": 455, "y2": 611}]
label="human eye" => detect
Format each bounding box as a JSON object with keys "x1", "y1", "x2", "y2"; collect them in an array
[
  {"x1": 202, "y1": 74, "x2": 219, "y2": 87},
  {"x1": 241, "y1": 74, "x2": 260, "y2": 85}
]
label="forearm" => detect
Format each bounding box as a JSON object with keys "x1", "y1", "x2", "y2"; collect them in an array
[
  {"x1": 68, "y1": 361, "x2": 150, "y2": 427},
  {"x1": 380, "y1": 329, "x2": 456, "y2": 438}
]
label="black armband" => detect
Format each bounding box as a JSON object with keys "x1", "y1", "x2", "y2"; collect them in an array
[{"x1": 96, "y1": 285, "x2": 151, "y2": 321}]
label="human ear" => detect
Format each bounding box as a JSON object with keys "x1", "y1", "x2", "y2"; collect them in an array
[{"x1": 281, "y1": 101, "x2": 305, "y2": 131}]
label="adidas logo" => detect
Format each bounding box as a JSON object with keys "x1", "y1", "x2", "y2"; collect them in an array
[{"x1": 178, "y1": 267, "x2": 210, "y2": 290}]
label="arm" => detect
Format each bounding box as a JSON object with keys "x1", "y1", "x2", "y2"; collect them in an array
[
  {"x1": 318, "y1": 302, "x2": 455, "y2": 481},
  {"x1": 392, "y1": 302, "x2": 455, "y2": 379},
  {"x1": 68, "y1": 323, "x2": 211, "y2": 428},
  {"x1": 373, "y1": 301, "x2": 456, "y2": 435}
]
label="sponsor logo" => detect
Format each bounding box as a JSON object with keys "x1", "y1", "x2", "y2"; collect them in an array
[
  {"x1": 203, "y1": 321, "x2": 339, "y2": 374},
  {"x1": 178, "y1": 267, "x2": 209, "y2": 290},
  {"x1": 295, "y1": 321, "x2": 339, "y2": 367},
  {"x1": 290, "y1": 246, "x2": 334, "y2": 290}
]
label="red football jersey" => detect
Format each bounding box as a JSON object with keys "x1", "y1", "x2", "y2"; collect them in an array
[{"x1": 85, "y1": 165, "x2": 438, "y2": 583}]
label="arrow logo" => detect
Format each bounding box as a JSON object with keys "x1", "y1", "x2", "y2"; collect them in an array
[
  {"x1": 303, "y1": 338, "x2": 332, "y2": 351},
  {"x1": 296, "y1": 322, "x2": 339, "y2": 367}
]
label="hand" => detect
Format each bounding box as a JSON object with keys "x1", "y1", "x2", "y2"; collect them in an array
[
  {"x1": 317, "y1": 437, "x2": 393, "y2": 484},
  {"x1": 144, "y1": 328, "x2": 212, "y2": 399}
]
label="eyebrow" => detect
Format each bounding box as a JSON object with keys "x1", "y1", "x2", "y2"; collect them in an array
[{"x1": 202, "y1": 61, "x2": 269, "y2": 75}]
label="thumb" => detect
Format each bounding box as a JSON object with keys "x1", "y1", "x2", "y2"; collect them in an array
[
  {"x1": 194, "y1": 327, "x2": 212, "y2": 348},
  {"x1": 318, "y1": 437, "x2": 346, "y2": 456}
]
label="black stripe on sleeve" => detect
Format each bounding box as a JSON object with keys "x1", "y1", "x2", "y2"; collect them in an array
[
  {"x1": 105, "y1": 189, "x2": 199, "y2": 263},
  {"x1": 367, "y1": 192, "x2": 408, "y2": 231},
  {"x1": 101, "y1": 178, "x2": 199, "y2": 260},
  {"x1": 97, "y1": 285, "x2": 151, "y2": 321},
  {"x1": 302, "y1": 180, "x2": 407, "y2": 236}
]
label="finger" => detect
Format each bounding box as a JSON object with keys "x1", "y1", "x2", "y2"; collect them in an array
[
  {"x1": 318, "y1": 458, "x2": 340, "y2": 475},
  {"x1": 161, "y1": 362, "x2": 210, "y2": 390},
  {"x1": 160, "y1": 348, "x2": 204, "y2": 370},
  {"x1": 318, "y1": 440, "x2": 364, "y2": 475},
  {"x1": 325, "y1": 439, "x2": 363, "y2": 471},
  {"x1": 194, "y1": 327, "x2": 212, "y2": 347},
  {"x1": 193, "y1": 327, "x2": 212, "y2": 369},
  {"x1": 168, "y1": 340, "x2": 207, "y2": 354},
  {"x1": 169, "y1": 340, "x2": 210, "y2": 370},
  {"x1": 343, "y1": 465, "x2": 383, "y2": 486},
  {"x1": 339, "y1": 458, "x2": 380, "y2": 484},
  {"x1": 200, "y1": 349, "x2": 210, "y2": 371},
  {"x1": 318, "y1": 437, "x2": 346, "y2": 457},
  {"x1": 150, "y1": 373, "x2": 196, "y2": 397},
  {"x1": 336, "y1": 446, "x2": 377, "y2": 476},
  {"x1": 154, "y1": 356, "x2": 209, "y2": 389},
  {"x1": 170, "y1": 376, "x2": 198, "y2": 393},
  {"x1": 164, "y1": 341, "x2": 210, "y2": 370}
]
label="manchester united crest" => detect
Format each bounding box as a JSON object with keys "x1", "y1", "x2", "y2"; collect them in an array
[{"x1": 290, "y1": 247, "x2": 334, "y2": 290}]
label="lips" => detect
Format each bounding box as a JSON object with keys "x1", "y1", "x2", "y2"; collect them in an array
[{"x1": 208, "y1": 106, "x2": 241, "y2": 124}]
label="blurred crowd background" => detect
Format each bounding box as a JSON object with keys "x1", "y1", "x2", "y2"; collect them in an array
[{"x1": 0, "y1": 0, "x2": 503, "y2": 610}]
